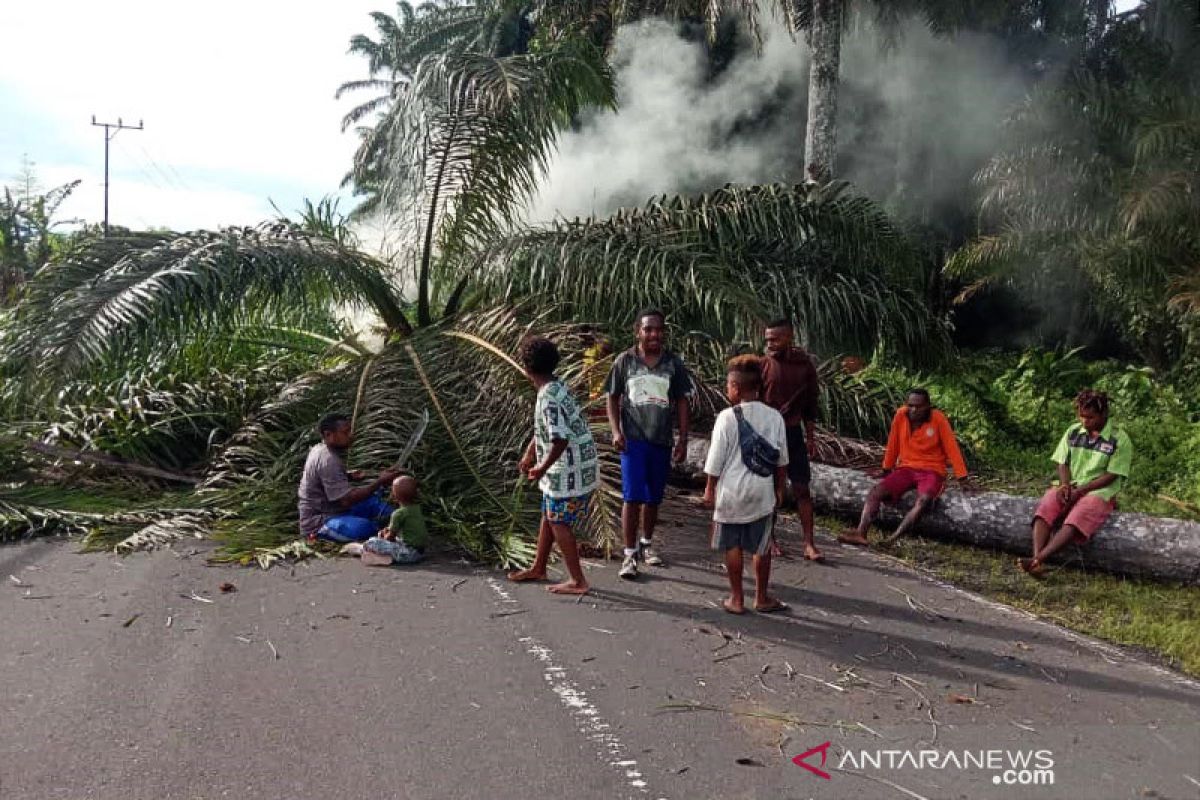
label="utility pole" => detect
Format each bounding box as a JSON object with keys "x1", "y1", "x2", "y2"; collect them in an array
[{"x1": 91, "y1": 115, "x2": 143, "y2": 237}]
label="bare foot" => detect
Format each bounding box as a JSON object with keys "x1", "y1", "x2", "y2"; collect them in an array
[
  {"x1": 754, "y1": 597, "x2": 788, "y2": 613},
  {"x1": 722, "y1": 597, "x2": 745, "y2": 615},
  {"x1": 803, "y1": 544, "x2": 824, "y2": 562},
  {"x1": 837, "y1": 529, "x2": 870, "y2": 547},
  {"x1": 1016, "y1": 558, "x2": 1045, "y2": 577},
  {"x1": 547, "y1": 580, "x2": 589, "y2": 595},
  {"x1": 507, "y1": 569, "x2": 547, "y2": 583}
]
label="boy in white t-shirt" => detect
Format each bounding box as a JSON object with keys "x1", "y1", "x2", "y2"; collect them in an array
[{"x1": 702, "y1": 355, "x2": 789, "y2": 615}]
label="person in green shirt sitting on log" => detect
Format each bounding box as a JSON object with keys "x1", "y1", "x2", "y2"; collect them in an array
[{"x1": 1018, "y1": 389, "x2": 1132, "y2": 577}]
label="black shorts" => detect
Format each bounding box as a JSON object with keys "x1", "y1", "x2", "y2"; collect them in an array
[{"x1": 785, "y1": 425, "x2": 811, "y2": 485}]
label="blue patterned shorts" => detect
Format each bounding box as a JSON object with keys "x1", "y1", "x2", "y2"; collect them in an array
[{"x1": 542, "y1": 493, "x2": 593, "y2": 527}]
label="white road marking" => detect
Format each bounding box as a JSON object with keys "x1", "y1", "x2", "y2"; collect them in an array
[{"x1": 487, "y1": 578, "x2": 664, "y2": 799}]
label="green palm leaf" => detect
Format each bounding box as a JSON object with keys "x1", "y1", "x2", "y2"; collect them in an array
[{"x1": 465, "y1": 182, "x2": 945, "y2": 361}]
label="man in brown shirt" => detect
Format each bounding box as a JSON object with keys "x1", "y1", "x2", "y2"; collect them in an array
[{"x1": 762, "y1": 319, "x2": 822, "y2": 561}]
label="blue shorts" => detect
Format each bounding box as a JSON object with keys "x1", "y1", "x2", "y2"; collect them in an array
[
  {"x1": 542, "y1": 493, "x2": 593, "y2": 527},
  {"x1": 316, "y1": 495, "x2": 395, "y2": 542},
  {"x1": 621, "y1": 439, "x2": 671, "y2": 505}
]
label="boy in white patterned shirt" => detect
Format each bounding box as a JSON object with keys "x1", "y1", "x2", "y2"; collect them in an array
[{"x1": 507, "y1": 336, "x2": 599, "y2": 595}]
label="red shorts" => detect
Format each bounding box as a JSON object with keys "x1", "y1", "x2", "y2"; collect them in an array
[
  {"x1": 879, "y1": 467, "x2": 945, "y2": 501},
  {"x1": 1033, "y1": 489, "x2": 1114, "y2": 541}
]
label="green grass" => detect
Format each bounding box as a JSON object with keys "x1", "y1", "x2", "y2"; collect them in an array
[{"x1": 830, "y1": 518, "x2": 1200, "y2": 677}]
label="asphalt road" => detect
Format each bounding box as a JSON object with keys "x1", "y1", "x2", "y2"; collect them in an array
[{"x1": 3, "y1": 493, "x2": 1198, "y2": 800}]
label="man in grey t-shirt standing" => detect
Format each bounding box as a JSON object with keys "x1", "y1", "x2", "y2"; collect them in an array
[
  {"x1": 298, "y1": 413, "x2": 399, "y2": 542},
  {"x1": 604, "y1": 309, "x2": 692, "y2": 579}
]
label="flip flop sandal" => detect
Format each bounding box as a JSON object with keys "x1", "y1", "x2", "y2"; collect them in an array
[{"x1": 754, "y1": 601, "x2": 789, "y2": 614}]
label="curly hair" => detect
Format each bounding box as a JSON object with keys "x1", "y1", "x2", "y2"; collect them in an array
[
  {"x1": 1074, "y1": 388, "x2": 1110, "y2": 415},
  {"x1": 317, "y1": 413, "x2": 350, "y2": 435},
  {"x1": 727, "y1": 354, "x2": 763, "y2": 391},
  {"x1": 518, "y1": 336, "x2": 560, "y2": 376}
]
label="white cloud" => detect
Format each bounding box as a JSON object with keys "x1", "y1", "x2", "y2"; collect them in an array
[{"x1": 1, "y1": 0, "x2": 391, "y2": 230}]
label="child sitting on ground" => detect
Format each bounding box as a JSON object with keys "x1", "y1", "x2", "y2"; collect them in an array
[
  {"x1": 702, "y1": 355, "x2": 789, "y2": 615},
  {"x1": 351, "y1": 475, "x2": 428, "y2": 566}
]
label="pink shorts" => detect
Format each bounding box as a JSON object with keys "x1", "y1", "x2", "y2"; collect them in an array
[
  {"x1": 879, "y1": 467, "x2": 945, "y2": 501},
  {"x1": 1033, "y1": 489, "x2": 1115, "y2": 541}
]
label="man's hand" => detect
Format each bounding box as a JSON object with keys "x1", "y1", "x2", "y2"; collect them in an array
[
  {"x1": 379, "y1": 468, "x2": 400, "y2": 486},
  {"x1": 701, "y1": 490, "x2": 715, "y2": 509},
  {"x1": 518, "y1": 451, "x2": 536, "y2": 476},
  {"x1": 673, "y1": 437, "x2": 688, "y2": 464},
  {"x1": 378, "y1": 527, "x2": 394, "y2": 541},
  {"x1": 611, "y1": 431, "x2": 626, "y2": 453},
  {"x1": 1057, "y1": 482, "x2": 1076, "y2": 504},
  {"x1": 347, "y1": 469, "x2": 366, "y2": 482},
  {"x1": 527, "y1": 464, "x2": 547, "y2": 482}
]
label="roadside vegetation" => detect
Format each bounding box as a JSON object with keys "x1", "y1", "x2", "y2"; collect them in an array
[{"x1": 1, "y1": 1, "x2": 1197, "y2": 665}]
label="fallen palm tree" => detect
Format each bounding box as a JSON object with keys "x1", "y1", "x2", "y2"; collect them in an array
[{"x1": 678, "y1": 438, "x2": 1200, "y2": 585}]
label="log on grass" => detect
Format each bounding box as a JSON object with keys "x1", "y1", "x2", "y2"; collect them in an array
[{"x1": 677, "y1": 438, "x2": 1200, "y2": 585}]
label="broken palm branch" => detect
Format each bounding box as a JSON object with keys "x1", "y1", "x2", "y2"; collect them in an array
[{"x1": 0, "y1": 484, "x2": 213, "y2": 549}]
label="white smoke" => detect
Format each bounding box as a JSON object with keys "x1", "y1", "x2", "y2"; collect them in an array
[
  {"x1": 529, "y1": 14, "x2": 1031, "y2": 226},
  {"x1": 527, "y1": 18, "x2": 809, "y2": 223}
]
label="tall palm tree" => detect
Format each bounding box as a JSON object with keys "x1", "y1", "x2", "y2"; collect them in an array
[
  {"x1": 947, "y1": 7, "x2": 1200, "y2": 370},
  {"x1": 337, "y1": 1, "x2": 548, "y2": 216},
  {"x1": 532, "y1": 1, "x2": 1116, "y2": 177},
  {"x1": 0, "y1": 3, "x2": 955, "y2": 563}
]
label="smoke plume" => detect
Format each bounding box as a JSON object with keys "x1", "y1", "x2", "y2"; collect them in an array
[{"x1": 528, "y1": 14, "x2": 1030, "y2": 228}]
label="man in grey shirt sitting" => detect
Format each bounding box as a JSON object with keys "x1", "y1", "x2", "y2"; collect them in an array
[{"x1": 298, "y1": 413, "x2": 399, "y2": 542}]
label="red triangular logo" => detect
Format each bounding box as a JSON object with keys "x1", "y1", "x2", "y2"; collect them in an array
[{"x1": 792, "y1": 741, "x2": 832, "y2": 780}]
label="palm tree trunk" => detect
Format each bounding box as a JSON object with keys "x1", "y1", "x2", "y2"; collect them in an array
[
  {"x1": 804, "y1": 0, "x2": 843, "y2": 180},
  {"x1": 1087, "y1": 0, "x2": 1110, "y2": 52},
  {"x1": 678, "y1": 443, "x2": 1200, "y2": 584}
]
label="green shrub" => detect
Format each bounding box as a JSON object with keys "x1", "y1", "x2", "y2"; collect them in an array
[{"x1": 866, "y1": 348, "x2": 1200, "y2": 515}]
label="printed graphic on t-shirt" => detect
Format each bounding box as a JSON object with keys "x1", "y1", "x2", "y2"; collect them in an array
[
  {"x1": 534, "y1": 379, "x2": 600, "y2": 499},
  {"x1": 627, "y1": 374, "x2": 670, "y2": 408}
]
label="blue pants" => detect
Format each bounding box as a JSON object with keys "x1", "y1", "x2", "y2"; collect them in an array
[
  {"x1": 620, "y1": 439, "x2": 671, "y2": 505},
  {"x1": 317, "y1": 495, "x2": 395, "y2": 542}
]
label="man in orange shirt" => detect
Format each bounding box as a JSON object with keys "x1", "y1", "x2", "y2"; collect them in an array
[{"x1": 838, "y1": 388, "x2": 969, "y2": 547}]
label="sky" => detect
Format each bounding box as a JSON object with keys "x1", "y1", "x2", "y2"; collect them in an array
[
  {"x1": 1, "y1": 0, "x2": 1143, "y2": 233},
  {"x1": 0, "y1": 0, "x2": 389, "y2": 231}
]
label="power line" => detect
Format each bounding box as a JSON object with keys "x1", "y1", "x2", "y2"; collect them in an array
[
  {"x1": 91, "y1": 115, "x2": 144, "y2": 237},
  {"x1": 136, "y1": 143, "x2": 188, "y2": 192},
  {"x1": 115, "y1": 137, "x2": 169, "y2": 193}
]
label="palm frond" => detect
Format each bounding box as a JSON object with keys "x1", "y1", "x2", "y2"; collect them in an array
[
  {"x1": 360, "y1": 37, "x2": 615, "y2": 324},
  {"x1": 1, "y1": 225, "x2": 410, "y2": 388},
  {"x1": 466, "y1": 182, "x2": 946, "y2": 362}
]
